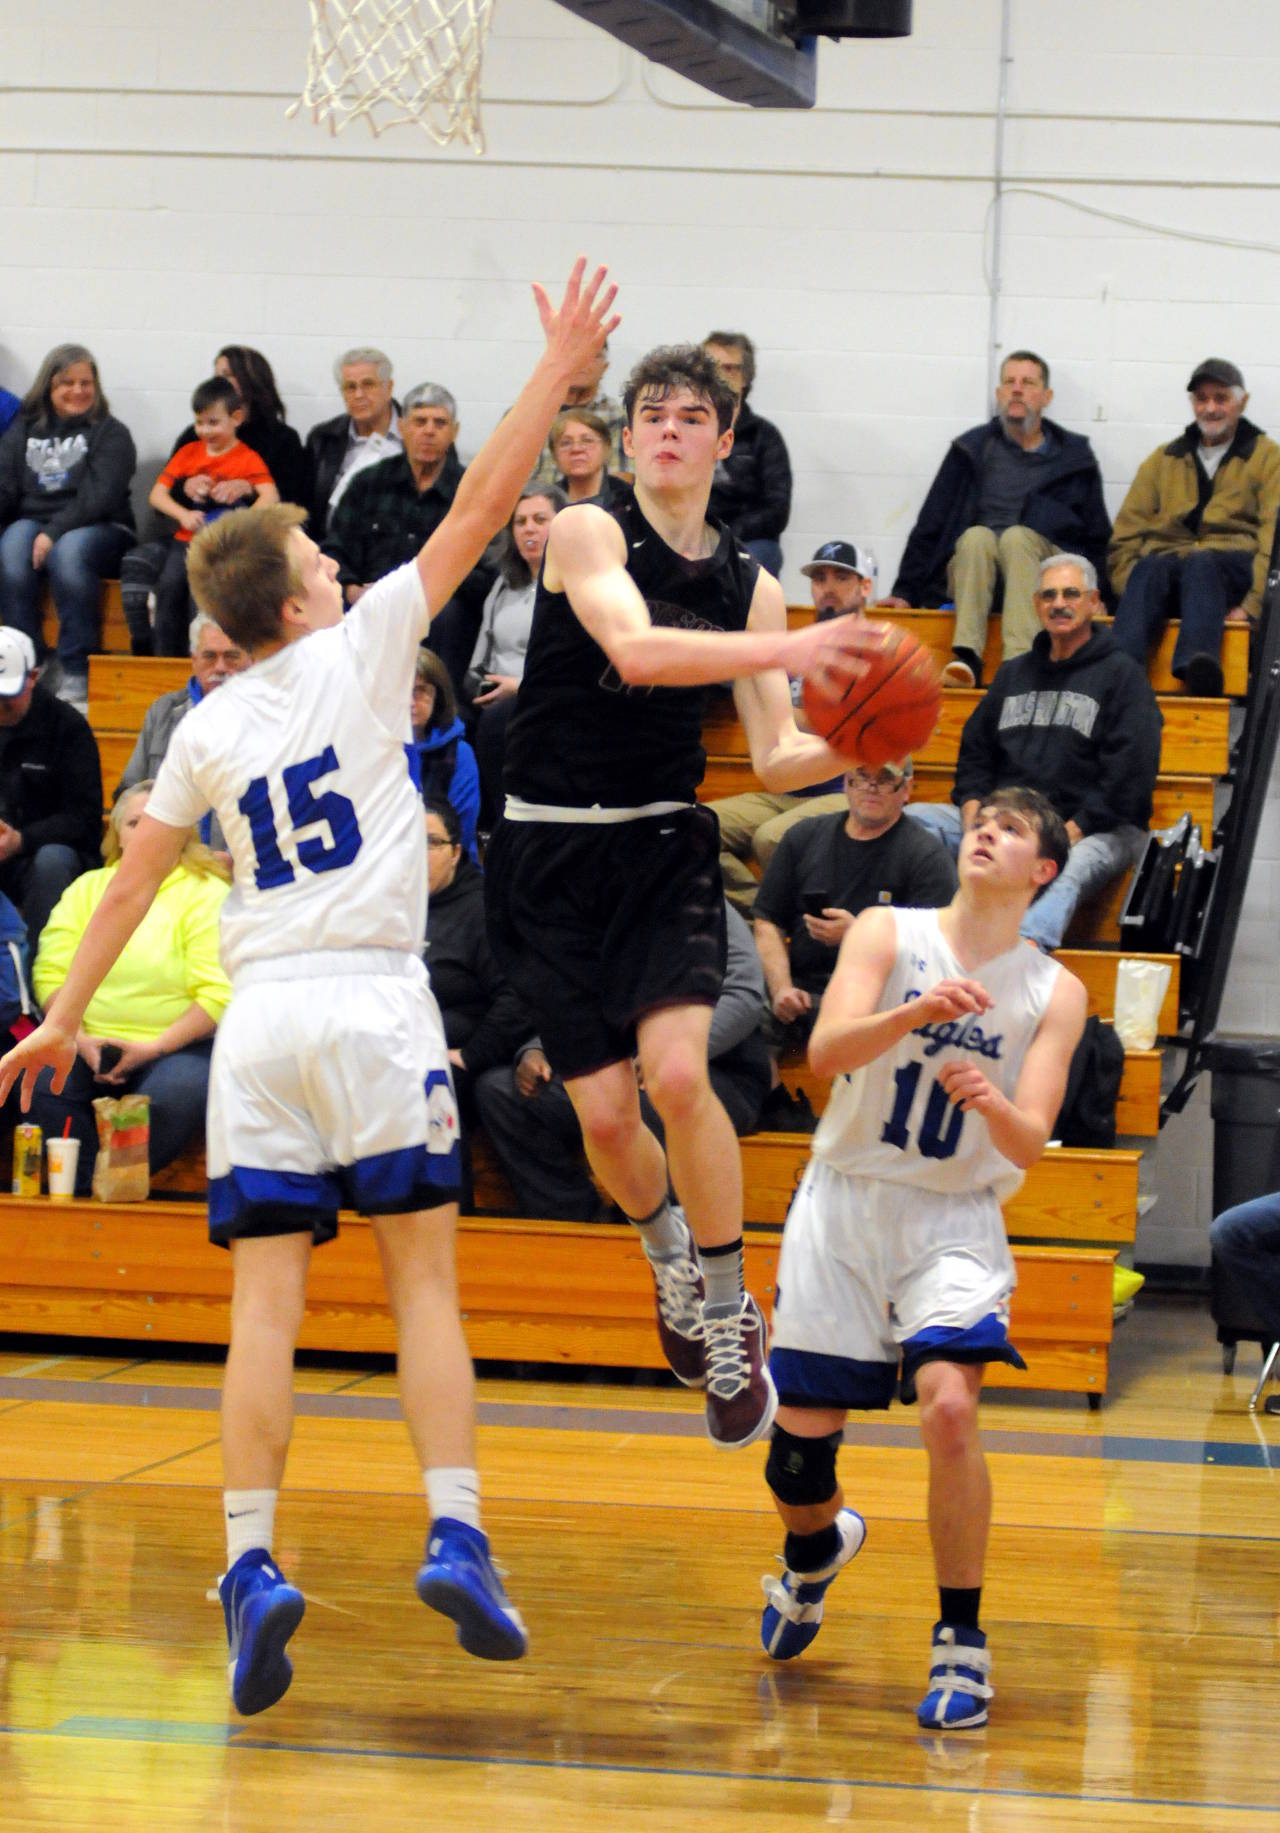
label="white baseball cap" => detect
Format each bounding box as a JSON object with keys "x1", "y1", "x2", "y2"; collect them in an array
[{"x1": 0, "y1": 629, "x2": 37, "y2": 697}]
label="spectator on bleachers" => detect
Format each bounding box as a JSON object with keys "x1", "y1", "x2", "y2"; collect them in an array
[
  {"x1": 464, "y1": 483, "x2": 563, "y2": 824},
  {"x1": 0, "y1": 384, "x2": 19, "y2": 437},
  {"x1": 709, "y1": 538, "x2": 875, "y2": 911},
  {"x1": 548, "y1": 410, "x2": 624, "y2": 507},
  {"x1": 1109, "y1": 359, "x2": 1280, "y2": 697},
  {"x1": 323, "y1": 383, "x2": 464, "y2": 604},
  {"x1": 754, "y1": 757, "x2": 957, "y2": 1049},
  {"x1": 147, "y1": 378, "x2": 280, "y2": 656},
  {"x1": 422, "y1": 799, "x2": 530, "y2": 1206},
  {"x1": 880, "y1": 351, "x2": 1111, "y2": 688},
  {"x1": 532, "y1": 339, "x2": 625, "y2": 484},
  {"x1": 210, "y1": 345, "x2": 309, "y2": 510},
  {"x1": 0, "y1": 628, "x2": 101, "y2": 946},
  {"x1": 27, "y1": 779, "x2": 231, "y2": 1196},
  {"x1": 411, "y1": 650, "x2": 481, "y2": 864},
  {"x1": 0, "y1": 343, "x2": 136, "y2": 710},
  {"x1": 305, "y1": 345, "x2": 402, "y2": 539},
  {"x1": 474, "y1": 901, "x2": 770, "y2": 1222},
  {"x1": 701, "y1": 330, "x2": 792, "y2": 577},
  {"x1": 905, "y1": 553, "x2": 1161, "y2": 950},
  {"x1": 116, "y1": 610, "x2": 248, "y2": 852}
]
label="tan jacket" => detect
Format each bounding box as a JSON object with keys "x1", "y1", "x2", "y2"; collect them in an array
[{"x1": 1108, "y1": 417, "x2": 1280, "y2": 617}]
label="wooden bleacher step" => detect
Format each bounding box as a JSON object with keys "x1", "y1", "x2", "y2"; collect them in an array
[
  {"x1": 701, "y1": 688, "x2": 1230, "y2": 778},
  {"x1": 0, "y1": 1187, "x2": 1125, "y2": 1399},
  {"x1": 785, "y1": 603, "x2": 1249, "y2": 698}
]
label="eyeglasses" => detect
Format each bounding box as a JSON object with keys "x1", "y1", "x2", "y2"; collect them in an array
[
  {"x1": 848, "y1": 766, "x2": 908, "y2": 789},
  {"x1": 1034, "y1": 587, "x2": 1088, "y2": 604},
  {"x1": 425, "y1": 835, "x2": 457, "y2": 850}
]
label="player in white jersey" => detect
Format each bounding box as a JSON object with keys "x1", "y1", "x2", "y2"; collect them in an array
[
  {"x1": 0, "y1": 259, "x2": 619, "y2": 1715},
  {"x1": 756, "y1": 786, "x2": 1087, "y2": 1731}
]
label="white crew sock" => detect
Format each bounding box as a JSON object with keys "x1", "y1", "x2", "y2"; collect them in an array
[
  {"x1": 224, "y1": 1489, "x2": 278, "y2": 1568},
  {"x1": 425, "y1": 1467, "x2": 481, "y2": 1531}
]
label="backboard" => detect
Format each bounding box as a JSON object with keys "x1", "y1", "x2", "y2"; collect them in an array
[{"x1": 549, "y1": 0, "x2": 818, "y2": 109}]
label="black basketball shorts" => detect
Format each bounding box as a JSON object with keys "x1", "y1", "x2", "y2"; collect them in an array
[{"x1": 483, "y1": 803, "x2": 728, "y2": 1080}]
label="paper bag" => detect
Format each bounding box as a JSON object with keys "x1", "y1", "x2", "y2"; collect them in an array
[{"x1": 91, "y1": 1094, "x2": 151, "y2": 1202}]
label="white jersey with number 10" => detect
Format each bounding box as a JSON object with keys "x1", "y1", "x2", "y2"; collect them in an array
[
  {"x1": 812, "y1": 906, "x2": 1061, "y2": 1203},
  {"x1": 145, "y1": 562, "x2": 429, "y2": 980}
]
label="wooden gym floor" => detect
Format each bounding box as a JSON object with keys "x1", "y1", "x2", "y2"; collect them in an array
[{"x1": 0, "y1": 1294, "x2": 1277, "y2": 1832}]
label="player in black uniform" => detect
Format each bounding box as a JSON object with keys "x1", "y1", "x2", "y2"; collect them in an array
[{"x1": 485, "y1": 345, "x2": 877, "y2": 1449}]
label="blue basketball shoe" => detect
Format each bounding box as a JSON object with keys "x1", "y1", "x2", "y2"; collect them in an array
[
  {"x1": 759, "y1": 1508, "x2": 866, "y2": 1660},
  {"x1": 416, "y1": 1518, "x2": 528, "y2": 1661},
  {"x1": 917, "y1": 1622, "x2": 993, "y2": 1729},
  {"x1": 218, "y1": 1548, "x2": 306, "y2": 1716}
]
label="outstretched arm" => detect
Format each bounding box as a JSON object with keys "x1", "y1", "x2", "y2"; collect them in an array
[
  {"x1": 0, "y1": 815, "x2": 187, "y2": 1110},
  {"x1": 416, "y1": 258, "x2": 620, "y2": 619},
  {"x1": 936, "y1": 969, "x2": 1087, "y2": 1168}
]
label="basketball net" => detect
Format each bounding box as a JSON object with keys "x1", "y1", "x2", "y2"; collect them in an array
[{"x1": 289, "y1": 0, "x2": 495, "y2": 150}]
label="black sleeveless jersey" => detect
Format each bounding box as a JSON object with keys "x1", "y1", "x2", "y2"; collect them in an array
[{"x1": 502, "y1": 491, "x2": 760, "y2": 808}]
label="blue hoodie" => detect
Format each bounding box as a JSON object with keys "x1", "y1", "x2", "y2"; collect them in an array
[{"x1": 408, "y1": 715, "x2": 481, "y2": 862}]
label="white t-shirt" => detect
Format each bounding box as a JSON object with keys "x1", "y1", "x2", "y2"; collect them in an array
[
  {"x1": 813, "y1": 907, "x2": 1060, "y2": 1203},
  {"x1": 147, "y1": 562, "x2": 429, "y2": 979},
  {"x1": 1198, "y1": 440, "x2": 1229, "y2": 481}
]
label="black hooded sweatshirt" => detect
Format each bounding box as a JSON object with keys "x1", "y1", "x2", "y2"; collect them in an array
[{"x1": 951, "y1": 626, "x2": 1163, "y2": 836}]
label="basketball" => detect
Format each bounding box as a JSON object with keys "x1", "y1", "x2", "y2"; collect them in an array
[{"x1": 801, "y1": 623, "x2": 943, "y2": 768}]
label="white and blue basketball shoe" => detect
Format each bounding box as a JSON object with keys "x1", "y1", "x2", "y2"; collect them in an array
[
  {"x1": 759, "y1": 1508, "x2": 866, "y2": 1660},
  {"x1": 917, "y1": 1622, "x2": 994, "y2": 1728}
]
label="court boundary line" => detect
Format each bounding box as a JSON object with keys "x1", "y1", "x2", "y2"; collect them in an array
[{"x1": 1, "y1": 1719, "x2": 1275, "y2": 1817}]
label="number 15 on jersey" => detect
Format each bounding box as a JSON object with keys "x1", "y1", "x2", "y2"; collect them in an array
[{"x1": 237, "y1": 745, "x2": 364, "y2": 890}]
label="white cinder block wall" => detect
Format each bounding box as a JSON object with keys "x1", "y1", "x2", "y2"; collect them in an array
[{"x1": 3, "y1": 0, "x2": 1279, "y2": 1260}]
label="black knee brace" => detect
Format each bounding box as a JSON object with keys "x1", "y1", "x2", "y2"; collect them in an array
[{"x1": 764, "y1": 1425, "x2": 841, "y2": 1508}]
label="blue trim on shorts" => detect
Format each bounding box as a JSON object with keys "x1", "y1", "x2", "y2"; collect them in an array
[
  {"x1": 770, "y1": 1346, "x2": 898, "y2": 1412},
  {"x1": 209, "y1": 1168, "x2": 342, "y2": 1248},
  {"x1": 900, "y1": 1310, "x2": 1027, "y2": 1380},
  {"x1": 340, "y1": 1139, "x2": 461, "y2": 1215},
  {"x1": 210, "y1": 1141, "x2": 462, "y2": 1248}
]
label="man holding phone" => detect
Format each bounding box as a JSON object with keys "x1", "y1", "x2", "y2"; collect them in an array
[{"x1": 753, "y1": 760, "x2": 957, "y2": 1047}]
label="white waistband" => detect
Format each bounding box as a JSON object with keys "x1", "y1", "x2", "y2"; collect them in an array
[
  {"x1": 503, "y1": 793, "x2": 692, "y2": 825},
  {"x1": 233, "y1": 947, "x2": 422, "y2": 989}
]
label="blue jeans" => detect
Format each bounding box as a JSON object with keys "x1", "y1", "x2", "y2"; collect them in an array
[
  {"x1": 1112, "y1": 547, "x2": 1253, "y2": 677},
  {"x1": 28, "y1": 1037, "x2": 214, "y2": 1197},
  {"x1": 0, "y1": 517, "x2": 133, "y2": 676},
  {"x1": 1210, "y1": 1194, "x2": 1280, "y2": 1342},
  {"x1": 905, "y1": 802, "x2": 1146, "y2": 949}
]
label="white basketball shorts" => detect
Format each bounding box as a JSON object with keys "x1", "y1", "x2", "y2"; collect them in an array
[
  {"x1": 206, "y1": 948, "x2": 460, "y2": 1245},
  {"x1": 769, "y1": 1157, "x2": 1025, "y2": 1410}
]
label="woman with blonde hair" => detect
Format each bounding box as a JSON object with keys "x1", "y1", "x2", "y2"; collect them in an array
[{"x1": 27, "y1": 780, "x2": 232, "y2": 1194}]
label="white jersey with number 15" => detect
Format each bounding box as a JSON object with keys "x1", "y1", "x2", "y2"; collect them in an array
[{"x1": 145, "y1": 562, "x2": 429, "y2": 980}]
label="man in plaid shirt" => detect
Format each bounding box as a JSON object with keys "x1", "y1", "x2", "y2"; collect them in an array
[{"x1": 323, "y1": 382, "x2": 465, "y2": 603}]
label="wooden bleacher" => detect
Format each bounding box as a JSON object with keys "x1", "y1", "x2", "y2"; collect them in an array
[{"x1": 3, "y1": 604, "x2": 1235, "y2": 1406}]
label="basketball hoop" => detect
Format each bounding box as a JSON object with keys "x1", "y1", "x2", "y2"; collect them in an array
[{"x1": 288, "y1": 0, "x2": 495, "y2": 150}]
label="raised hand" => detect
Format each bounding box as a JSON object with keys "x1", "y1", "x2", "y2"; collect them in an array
[
  {"x1": 910, "y1": 976, "x2": 993, "y2": 1026},
  {"x1": 533, "y1": 258, "x2": 621, "y2": 382}
]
